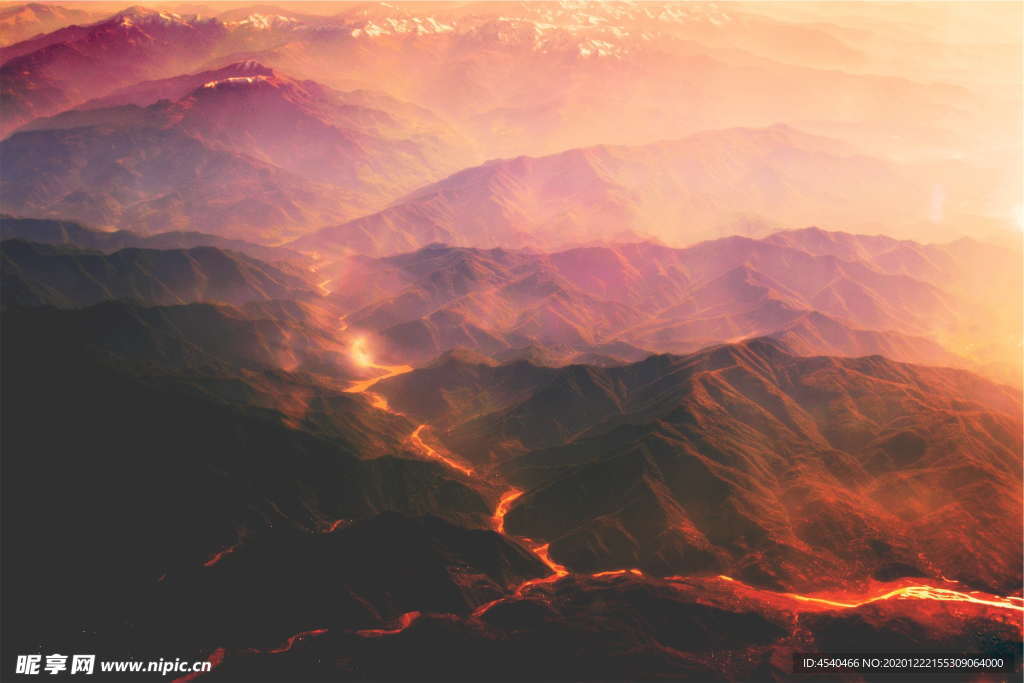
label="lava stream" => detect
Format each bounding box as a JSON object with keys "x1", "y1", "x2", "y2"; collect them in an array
[
  {"x1": 343, "y1": 339, "x2": 475, "y2": 475},
  {"x1": 528, "y1": 542, "x2": 571, "y2": 580},
  {"x1": 408, "y1": 425, "x2": 474, "y2": 476},
  {"x1": 481, "y1": 485, "x2": 1023, "y2": 620},
  {"x1": 492, "y1": 489, "x2": 523, "y2": 534},
  {"x1": 697, "y1": 575, "x2": 1024, "y2": 613},
  {"x1": 592, "y1": 569, "x2": 645, "y2": 578},
  {"x1": 491, "y1": 489, "x2": 568, "y2": 580},
  {"x1": 344, "y1": 337, "x2": 413, "y2": 395},
  {"x1": 356, "y1": 611, "x2": 422, "y2": 638},
  {"x1": 323, "y1": 519, "x2": 347, "y2": 533},
  {"x1": 647, "y1": 573, "x2": 1024, "y2": 618},
  {"x1": 247, "y1": 628, "x2": 330, "y2": 655},
  {"x1": 827, "y1": 584, "x2": 1024, "y2": 612},
  {"x1": 339, "y1": 343, "x2": 1024, "y2": 633},
  {"x1": 202, "y1": 543, "x2": 239, "y2": 567},
  {"x1": 344, "y1": 365, "x2": 411, "y2": 396},
  {"x1": 177, "y1": 628, "x2": 329, "y2": 679},
  {"x1": 472, "y1": 490, "x2": 572, "y2": 617}
]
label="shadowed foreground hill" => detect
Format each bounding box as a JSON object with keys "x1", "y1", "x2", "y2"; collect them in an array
[
  {"x1": 200, "y1": 570, "x2": 1020, "y2": 683},
  {"x1": 1, "y1": 302, "x2": 506, "y2": 666},
  {"x1": 1, "y1": 239, "x2": 317, "y2": 308},
  {"x1": 1, "y1": 299, "x2": 356, "y2": 378},
  {"x1": 376, "y1": 339, "x2": 1023, "y2": 594},
  {"x1": 0, "y1": 214, "x2": 306, "y2": 263},
  {"x1": 5, "y1": 310, "x2": 1018, "y2": 682}
]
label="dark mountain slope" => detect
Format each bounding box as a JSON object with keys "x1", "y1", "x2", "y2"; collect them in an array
[
  {"x1": 1, "y1": 240, "x2": 316, "y2": 308},
  {"x1": 130, "y1": 513, "x2": 548, "y2": 661},
  {"x1": 2, "y1": 305, "x2": 501, "y2": 659},
  {"x1": 377, "y1": 340, "x2": 1022, "y2": 593},
  {"x1": 199, "y1": 571, "x2": 1019, "y2": 683},
  {"x1": 0, "y1": 214, "x2": 304, "y2": 263}
]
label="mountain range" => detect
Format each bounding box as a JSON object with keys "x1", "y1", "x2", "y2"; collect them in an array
[
  {"x1": 0, "y1": 213, "x2": 306, "y2": 263},
  {"x1": 1, "y1": 239, "x2": 317, "y2": 309},
  {"x1": 290, "y1": 125, "x2": 1004, "y2": 252},
  {"x1": 0, "y1": 6, "x2": 229, "y2": 133},
  {"x1": 3, "y1": 215, "x2": 1016, "y2": 383},
  {"x1": 1, "y1": 3, "x2": 1017, "y2": 243},
  {"x1": 6, "y1": 302, "x2": 1018, "y2": 680},
  {"x1": 1, "y1": 57, "x2": 477, "y2": 239},
  {"x1": 318, "y1": 228, "x2": 1018, "y2": 384},
  {"x1": 0, "y1": 3, "x2": 98, "y2": 45},
  {"x1": 205, "y1": 1, "x2": 1019, "y2": 169},
  {"x1": 374, "y1": 338, "x2": 1022, "y2": 594},
  {"x1": 1, "y1": 4, "x2": 1021, "y2": 682},
  {"x1": 2, "y1": 305, "x2": 502, "y2": 661}
]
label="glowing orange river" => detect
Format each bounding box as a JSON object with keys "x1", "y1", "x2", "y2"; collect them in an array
[
  {"x1": 478, "y1": 490, "x2": 1024, "y2": 621},
  {"x1": 344, "y1": 338, "x2": 474, "y2": 475},
  {"x1": 181, "y1": 340, "x2": 1022, "y2": 680},
  {"x1": 343, "y1": 337, "x2": 412, "y2": 408},
  {"x1": 340, "y1": 340, "x2": 1023, "y2": 632},
  {"x1": 703, "y1": 574, "x2": 1024, "y2": 612}
]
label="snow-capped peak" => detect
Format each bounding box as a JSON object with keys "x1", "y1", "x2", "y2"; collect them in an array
[
  {"x1": 112, "y1": 6, "x2": 186, "y2": 27},
  {"x1": 226, "y1": 13, "x2": 300, "y2": 31},
  {"x1": 349, "y1": 16, "x2": 454, "y2": 39},
  {"x1": 225, "y1": 60, "x2": 273, "y2": 74},
  {"x1": 200, "y1": 75, "x2": 274, "y2": 89}
]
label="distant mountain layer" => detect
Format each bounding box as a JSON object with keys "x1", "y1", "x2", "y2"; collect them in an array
[
  {"x1": 375, "y1": 338, "x2": 1022, "y2": 594},
  {"x1": 0, "y1": 7, "x2": 229, "y2": 132},
  {"x1": 0, "y1": 3, "x2": 98, "y2": 45},
  {"x1": 0, "y1": 123, "x2": 351, "y2": 241},
  {"x1": 290, "y1": 124, "x2": 1007, "y2": 254},
  {"x1": 319, "y1": 228, "x2": 1021, "y2": 381},
  {"x1": 17, "y1": 61, "x2": 473, "y2": 198},
  {"x1": 1, "y1": 58, "x2": 476, "y2": 240},
  {"x1": 2, "y1": 2, "x2": 1015, "y2": 242},
  {"x1": 185, "y1": 1, "x2": 1017, "y2": 174},
  {"x1": 4, "y1": 1, "x2": 1011, "y2": 163}
]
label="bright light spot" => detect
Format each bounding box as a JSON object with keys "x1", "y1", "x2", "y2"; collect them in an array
[{"x1": 351, "y1": 338, "x2": 373, "y2": 367}]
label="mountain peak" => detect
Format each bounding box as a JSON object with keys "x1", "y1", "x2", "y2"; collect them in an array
[
  {"x1": 428, "y1": 347, "x2": 499, "y2": 368},
  {"x1": 104, "y1": 5, "x2": 219, "y2": 32},
  {"x1": 114, "y1": 5, "x2": 154, "y2": 17},
  {"x1": 222, "y1": 60, "x2": 275, "y2": 75},
  {"x1": 736, "y1": 335, "x2": 794, "y2": 358},
  {"x1": 198, "y1": 74, "x2": 277, "y2": 91},
  {"x1": 226, "y1": 13, "x2": 300, "y2": 31},
  {"x1": 112, "y1": 5, "x2": 182, "y2": 24}
]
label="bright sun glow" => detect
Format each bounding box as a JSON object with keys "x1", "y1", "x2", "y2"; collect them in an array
[{"x1": 351, "y1": 337, "x2": 373, "y2": 368}]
